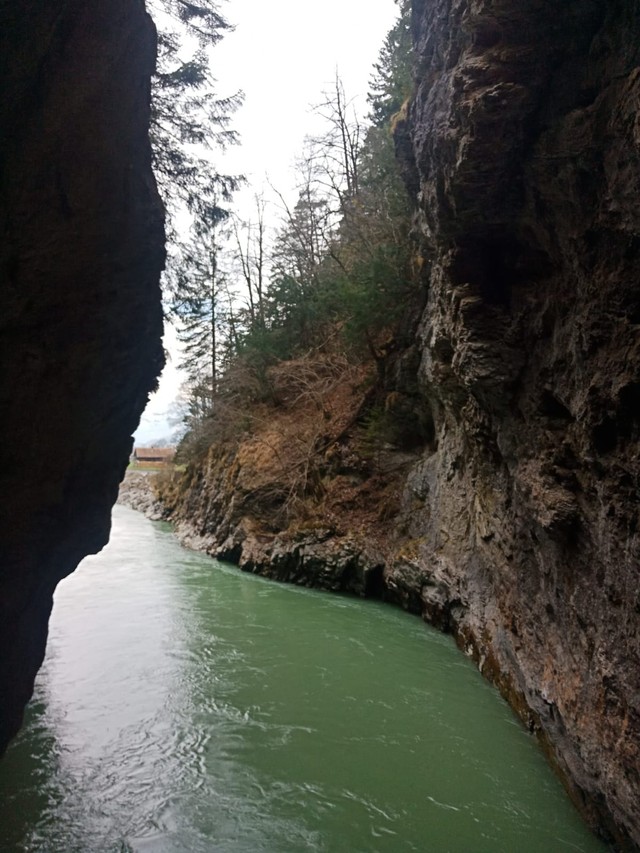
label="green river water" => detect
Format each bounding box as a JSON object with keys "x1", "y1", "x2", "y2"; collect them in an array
[{"x1": 0, "y1": 505, "x2": 608, "y2": 853}]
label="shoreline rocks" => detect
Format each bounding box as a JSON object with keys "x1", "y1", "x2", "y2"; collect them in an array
[{"x1": 118, "y1": 471, "x2": 167, "y2": 521}]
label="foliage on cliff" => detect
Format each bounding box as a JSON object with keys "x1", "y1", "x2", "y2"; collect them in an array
[
  {"x1": 177, "y1": 1, "x2": 419, "y2": 431},
  {"x1": 148, "y1": 0, "x2": 242, "y2": 308},
  {"x1": 158, "y1": 0, "x2": 426, "y2": 548}
]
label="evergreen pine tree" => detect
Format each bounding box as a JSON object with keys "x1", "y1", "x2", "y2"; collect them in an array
[
  {"x1": 367, "y1": 0, "x2": 413, "y2": 127},
  {"x1": 148, "y1": 0, "x2": 242, "y2": 230}
]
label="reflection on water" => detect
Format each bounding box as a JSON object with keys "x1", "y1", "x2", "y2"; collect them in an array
[{"x1": 0, "y1": 506, "x2": 608, "y2": 852}]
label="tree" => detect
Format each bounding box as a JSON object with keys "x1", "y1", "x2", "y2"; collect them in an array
[
  {"x1": 147, "y1": 0, "x2": 245, "y2": 426},
  {"x1": 173, "y1": 0, "x2": 418, "y2": 453},
  {"x1": 367, "y1": 0, "x2": 413, "y2": 127},
  {"x1": 148, "y1": 0, "x2": 243, "y2": 232},
  {"x1": 311, "y1": 73, "x2": 363, "y2": 206},
  {"x1": 238, "y1": 26, "x2": 415, "y2": 367},
  {"x1": 233, "y1": 195, "x2": 268, "y2": 332},
  {"x1": 171, "y1": 220, "x2": 228, "y2": 405},
  {"x1": 272, "y1": 178, "x2": 331, "y2": 288},
  {"x1": 262, "y1": 176, "x2": 336, "y2": 354}
]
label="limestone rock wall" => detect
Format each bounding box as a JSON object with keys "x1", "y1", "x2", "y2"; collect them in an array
[
  {"x1": 395, "y1": 1, "x2": 640, "y2": 847},
  {"x1": 0, "y1": 0, "x2": 165, "y2": 754}
]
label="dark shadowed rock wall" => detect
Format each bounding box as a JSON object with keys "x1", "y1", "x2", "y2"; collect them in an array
[
  {"x1": 0, "y1": 1, "x2": 165, "y2": 754},
  {"x1": 393, "y1": 0, "x2": 640, "y2": 847}
]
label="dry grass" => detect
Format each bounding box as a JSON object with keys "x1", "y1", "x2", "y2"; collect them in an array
[{"x1": 171, "y1": 347, "x2": 416, "y2": 558}]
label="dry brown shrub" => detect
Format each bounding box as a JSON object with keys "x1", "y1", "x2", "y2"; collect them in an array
[{"x1": 179, "y1": 348, "x2": 376, "y2": 526}]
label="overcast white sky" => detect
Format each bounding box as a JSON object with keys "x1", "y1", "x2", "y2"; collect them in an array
[{"x1": 135, "y1": 0, "x2": 399, "y2": 445}]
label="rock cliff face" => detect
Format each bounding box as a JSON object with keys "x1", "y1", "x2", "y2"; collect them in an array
[
  {"x1": 393, "y1": 0, "x2": 640, "y2": 847},
  {"x1": 0, "y1": 1, "x2": 164, "y2": 754},
  {"x1": 116, "y1": 1, "x2": 639, "y2": 847},
  {"x1": 144, "y1": 359, "x2": 399, "y2": 597},
  {"x1": 155, "y1": 1, "x2": 639, "y2": 846}
]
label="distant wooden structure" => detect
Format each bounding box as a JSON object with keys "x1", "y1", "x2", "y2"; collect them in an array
[{"x1": 132, "y1": 447, "x2": 175, "y2": 466}]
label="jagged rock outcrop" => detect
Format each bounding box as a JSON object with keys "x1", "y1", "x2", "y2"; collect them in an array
[
  {"x1": 147, "y1": 360, "x2": 396, "y2": 597},
  {"x1": 0, "y1": 1, "x2": 164, "y2": 754},
  {"x1": 111, "y1": 1, "x2": 639, "y2": 847},
  {"x1": 392, "y1": 1, "x2": 640, "y2": 847},
  {"x1": 118, "y1": 471, "x2": 167, "y2": 520}
]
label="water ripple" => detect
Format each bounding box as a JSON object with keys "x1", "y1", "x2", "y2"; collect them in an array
[{"x1": 0, "y1": 506, "x2": 609, "y2": 853}]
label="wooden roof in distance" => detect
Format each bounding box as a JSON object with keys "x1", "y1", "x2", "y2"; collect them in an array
[{"x1": 133, "y1": 447, "x2": 175, "y2": 460}]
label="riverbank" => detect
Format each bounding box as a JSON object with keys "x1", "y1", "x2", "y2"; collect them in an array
[
  {"x1": 2, "y1": 504, "x2": 606, "y2": 853},
  {"x1": 118, "y1": 453, "x2": 396, "y2": 600},
  {"x1": 117, "y1": 470, "x2": 167, "y2": 521},
  {"x1": 117, "y1": 461, "x2": 621, "y2": 850}
]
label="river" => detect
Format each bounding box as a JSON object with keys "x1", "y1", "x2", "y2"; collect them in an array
[{"x1": 0, "y1": 505, "x2": 607, "y2": 852}]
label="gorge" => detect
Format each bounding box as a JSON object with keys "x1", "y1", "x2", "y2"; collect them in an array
[{"x1": 1, "y1": 1, "x2": 639, "y2": 851}]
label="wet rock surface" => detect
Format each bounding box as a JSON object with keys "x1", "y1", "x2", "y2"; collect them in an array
[
  {"x1": 149, "y1": 457, "x2": 387, "y2": 600},
  {"x1": 395, "y1": 1, "x2": 640, "y2": 847},
  {"x1": 118, "y1": 471, "x2": 167, "y2": 521},
  {"x1": 0, "y1": 1, "x2": 164, "y2": 754}
]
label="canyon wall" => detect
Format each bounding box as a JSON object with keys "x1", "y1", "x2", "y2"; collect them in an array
[
  {"x1": 117, "y1": 1, "x2": 640, "y2": 847},
  {"x1": 0, "y1": 1, "x2": 165, "y2": 754},
  {"x1": 391, "y1": 0, "x2": 640, "y2": 847}
]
